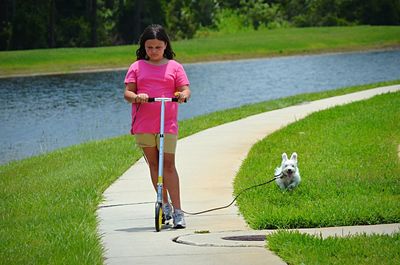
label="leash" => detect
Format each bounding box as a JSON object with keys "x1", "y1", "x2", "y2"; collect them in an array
[
  {"x1": 182, "y1": 173, "x2": 283, "y2": 216},
  {"x1": 98, "y1": 174, "x2": 283, "y2": 211}
]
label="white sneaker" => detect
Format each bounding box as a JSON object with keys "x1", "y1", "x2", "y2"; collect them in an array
[
  {"x1": 162, "y1": 203, "x2": 173, "y2": 223},
  {"x1": 173, "y1": 209, "x2": 186, "y2": 229}
]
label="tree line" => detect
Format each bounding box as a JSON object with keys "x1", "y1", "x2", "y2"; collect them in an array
[{"x1": 1, "y1": 0, "x2": 399, "y2": 51}]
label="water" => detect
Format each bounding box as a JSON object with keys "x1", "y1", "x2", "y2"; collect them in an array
[{"x1": 1, "y1": 50, "x2": 399, "y2": 164}]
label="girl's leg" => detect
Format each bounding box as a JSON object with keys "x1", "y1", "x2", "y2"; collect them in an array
[
  {"x1": 141, "y1": 147, "x2": 168, "y2": 203},
  {"x1": 163, "y1": 152, "x2": 181, "y2": 210}
]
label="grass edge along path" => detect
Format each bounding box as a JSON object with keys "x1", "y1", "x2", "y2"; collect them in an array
[
  {"x1": 267, "y1": 231, "x2": 400, "y2": 265},
  {"x1": 0, "y1": 79, "x2": 399, "y2": 264}
]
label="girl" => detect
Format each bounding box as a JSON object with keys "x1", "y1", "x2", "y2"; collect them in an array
[{"x1": 124, "y1": 24, "x2": 191, "y2": 228}]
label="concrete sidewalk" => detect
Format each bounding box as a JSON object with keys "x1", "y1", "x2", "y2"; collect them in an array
[{"x1": 97, "y1": 85, "x2": 400, "y2": 265}]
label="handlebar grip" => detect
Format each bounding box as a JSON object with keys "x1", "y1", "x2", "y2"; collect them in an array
[
  {"x1": 172, "y1": 98, "x2": 188, "y2": 102},
  {"x1": 147, "y1": 98, "x2": 187, "y2": 103},
  {"x1": 176, "y1": 98, "x2": 188, "y2": 103}
]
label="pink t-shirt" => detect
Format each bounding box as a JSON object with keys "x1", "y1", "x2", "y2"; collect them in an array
[{"x1": 124, "y1": 59, "x2": 190, "y2": 135}]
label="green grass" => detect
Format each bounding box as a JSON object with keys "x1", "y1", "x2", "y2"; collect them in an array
[
  {"x1": 234, "y1": 91, "x2": 400, "y2": 230},
  {"x1": 176, "y1": 26, "x2": 400, "y2": 63},
  {"x1": 0, "y1": 137, "x2": 141, "y2": 264},
  {"x1": 1, "y1": 26, "x2": 399, "y2": 77},
  {"x1": 267, "y1": 231, "x2": 400, "y2": 265},
  {"x1": 1, "y1": 80, "x2": 399, "y2": 264},
  {"x1": 231, "y1": 88, "x2": 400, "y2": 264},
  {"x1": 0, "y1": 45, "x2": 131, "y2": 76}
]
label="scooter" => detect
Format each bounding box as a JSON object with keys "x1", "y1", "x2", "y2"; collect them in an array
[{"x1": 148, "y1": 95, "x2": 183, "y2": 232}]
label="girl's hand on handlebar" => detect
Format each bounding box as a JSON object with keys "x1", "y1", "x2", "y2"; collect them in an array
[
  {"x1": 134, "y1": 93, "x2": 149, "y2": 103},
  {"x1": 175, "y1": 92, "x2": 189, "y2": 103}
]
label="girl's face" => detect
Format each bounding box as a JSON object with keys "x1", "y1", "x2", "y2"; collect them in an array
[{"x1": 144, "y1": 39, "x2": 166, "y2": 62}]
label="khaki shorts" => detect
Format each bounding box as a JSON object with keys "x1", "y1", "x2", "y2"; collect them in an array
[{"x1": 134, "y1": 133, "x2": 178, "y2": 154}]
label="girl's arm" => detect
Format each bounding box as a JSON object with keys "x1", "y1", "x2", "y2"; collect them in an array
[
  {"x1": 124, "y1": 83, "x2": 137, "y2": 103},
  {"x1": 124, "y1": 83, "x2": 148, "y2": 103}
]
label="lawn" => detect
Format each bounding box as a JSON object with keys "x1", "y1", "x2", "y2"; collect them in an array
[
  {"x1": 234, "y1": 91, "x2": 400, "y2": 229},
  {"x1": 233, "y1": 89, "x2": 400, "y2": 264},
  {"x1": 1, "y1": 80, "x2": 399, "y2": 264}
]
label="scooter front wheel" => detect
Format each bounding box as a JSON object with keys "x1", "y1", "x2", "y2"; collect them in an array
[{"x1": 155, "y1": 202, "x2": 163, "y2": 232}]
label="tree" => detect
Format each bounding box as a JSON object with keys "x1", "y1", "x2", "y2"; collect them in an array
[
  {"x1": 163, "y1": 0, "x2": 197, "y2": 39},
  {"x1": 164, "y1": 0, "x2": 219, "y2": 39},
  {"x1": 48, "y1": 0, "x2": 56, "y2": 48},
  {"x1": 240, "y1": 0, "x2": 282, "y2": 29},
  {"x1": 282, "y1": 0, "x2": 400, "y2": 27},
  {"x1": 191, "y1": 0, "x2": 219, "y2": 28},
  {"x1": 0, "y1": 0, "x2": 14, "y2": 50},
  {"x1": 117, "y1": 0, "x2": 165, "y2": 44},
  {"x1": 9, "y1": 0, "x2": 49, "y2": 49},
  {"x1": 357, "y1": 0, "x2": 400, "y2": 25},
  {"x1": 88, "y1": 0, "x2": 98, "y2": 47},
  {"x1": 1, "y1": 0, "x2": 399, "y2": 51}
]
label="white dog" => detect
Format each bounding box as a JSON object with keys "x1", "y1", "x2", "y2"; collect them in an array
[{"x1": 275, "y1": 152, "x2": 301, "y2": 190}]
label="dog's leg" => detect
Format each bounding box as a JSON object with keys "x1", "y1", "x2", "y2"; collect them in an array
[{"x1": 287, "y1": 182, "x2": 298, "y2": 190}]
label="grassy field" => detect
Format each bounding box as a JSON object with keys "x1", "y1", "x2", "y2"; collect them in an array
[
  {"x1": 1, "y1": 80, "x2": 399, "y2": 264},
  {"x1": 0, "y1": 25, "x2": 399, "y2": 77},
  {"x1": 234, "y1": 91, "x2": 400, "y2": 264},
  {"x1": 234, "y1": 92, "x2": 400, "y2": 229},
  {"x1": 0, "y1": 137, "x2": 142, "y2": 264}
]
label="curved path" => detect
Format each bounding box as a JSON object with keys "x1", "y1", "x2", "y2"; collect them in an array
[{"x1": 97, "y1": 85, "x2": 400, "y2": 265}]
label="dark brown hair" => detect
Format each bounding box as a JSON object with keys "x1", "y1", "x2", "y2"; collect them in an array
[{"x1": 136, "y1": 24, "x2": 175, "y2": 60}]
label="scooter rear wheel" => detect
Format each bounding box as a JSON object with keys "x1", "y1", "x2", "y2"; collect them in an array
[{"x1": 155, "y1": 202, "x2": 163, "y2": 232}]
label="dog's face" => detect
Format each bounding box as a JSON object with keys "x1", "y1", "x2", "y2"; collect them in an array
[
  {"x1": 281, "y1": 152, "x2": 298, "y2": 178},
  {"x1": 275, "y1": 152, "x2": 301, "y2": 190}
]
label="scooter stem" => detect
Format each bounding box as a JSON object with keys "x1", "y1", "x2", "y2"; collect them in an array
[{"x1": 156, "y1": 99, "x2": 166, "y2": 204}]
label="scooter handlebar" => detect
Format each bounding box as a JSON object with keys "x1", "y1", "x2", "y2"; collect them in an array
[{"x1": 147, "y1": 97, "x2": 186, "y2": 103}]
